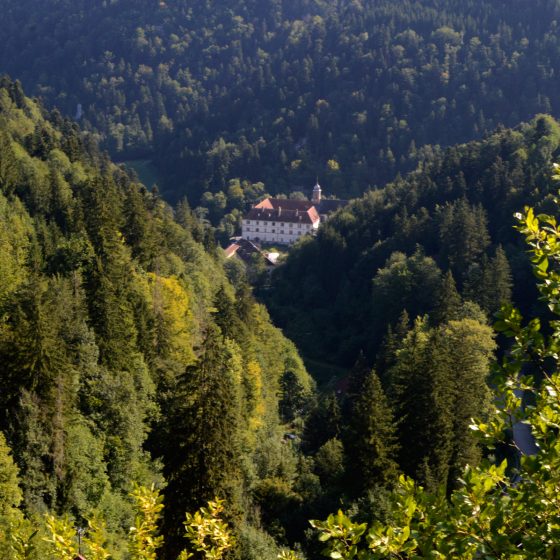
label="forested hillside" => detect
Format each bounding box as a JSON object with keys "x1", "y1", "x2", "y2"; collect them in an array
[
  {"x1": 2, "y1": 0, "x2": 560, "y2": 202},
  {"x1": 0, "y1": 78, "x2": 317, "y2": 559},
  {"x1": 268, "y1": 114, "x2": 560, "y2": 368},
  {"x1": 0, "y1": 72, "x2": 516, "y2": 560},
  {"x1": 5, "y1": 1, "x2": 560, "y2": 556}
]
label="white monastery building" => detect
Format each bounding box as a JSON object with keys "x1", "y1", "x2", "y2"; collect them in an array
[{"x1": 242, "y1": 181, "x2": 347, "y2": 245}]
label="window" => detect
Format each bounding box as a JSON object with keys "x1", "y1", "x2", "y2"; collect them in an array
[
  {"x1": 256, "y1": 228, "x2": 259, "y2": 232},
  {"x1": 272, "y1": 222, "x2": 276, "y2": 226}
]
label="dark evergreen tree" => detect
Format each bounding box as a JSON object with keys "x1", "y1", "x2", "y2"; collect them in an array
[
  {"x1": 389, "y1": 319, "x2": 454, "y2": 490},
  {"x1": 161, "y1": 324, "x2": 243, "y2": 558},
  {"x1": 344, "y1": 369, "x2": 400, "y2": 495},
  {"x1": 376, "y1": 310, "x2": 410, "y2": 384},
  {"x1": 432, "y1": 270, "x2": 462, "y2": 325},
  {"x1": 479, "y1": 245, "x2": 513, "y2": 315},
  {"x1": 302, "y1": 392, "x2": 342, "y2": 454}
]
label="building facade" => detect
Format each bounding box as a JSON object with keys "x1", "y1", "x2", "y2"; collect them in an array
[
  {"x1": 241, "y1": 182, "x2": 347, "y2": 245},
  {"x1": 242, "y1": 199, "x2": 320, "y2": 244}
]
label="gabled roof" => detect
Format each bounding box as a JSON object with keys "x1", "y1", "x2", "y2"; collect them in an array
[
  {"x1": 255, "y1": 198, "x2": 314, "y2": 211},
  {"x1": 246, "y1": 195, "x2": 347, "y2": 225},
  {"x1": 316, "y1": 199, "x2": 348, "y2": 214},
  {"x1": 223, "y1": 238, "x2": 276, "y2": 265},
  {"x1": 245, "y1": 205, "x2": 320, "y2": 224}
]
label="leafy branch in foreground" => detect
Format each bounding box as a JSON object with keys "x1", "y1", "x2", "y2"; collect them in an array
[
  {"x1": 179, "y1": 499, "x2": 234, "y2": 560},
  {"x1": 307, "y1": 166, "x2": 560, "y2": 559},
  {"x1": 129, "y1": 484, "x2": 164, "y2": 560}
]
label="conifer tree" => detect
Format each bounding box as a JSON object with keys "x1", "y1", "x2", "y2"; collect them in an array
[
  {"x1": 389, "y1": 318, "x2": 454, "y2": 490},
  {"x1": 479, "y1": 245, "x2": 513, "y2": 315},
  {"x1": 302, "y1": 392, "x2": 342, "y2": 454},
  {"x1": 376, "y1": 310, "x2": 410, "y2": 384},
  {"x1": 0, "y1": 432, "x2": 22, "y2": 516},
  {"x1": 440, "y1": 318, "x2": 494, "y2": 491},
  {"x1": 162, "y1": 323, "x2": 243, "y2": 559},
  {"x1": 432, "y1": 270, "x2": 462, "y2": 325},
  {"x1": 439, "y1": 199, "x2": 490, "y2": 284},
  {"x1": 344, "y1": 369, "x2": 400, "y2": 495}
]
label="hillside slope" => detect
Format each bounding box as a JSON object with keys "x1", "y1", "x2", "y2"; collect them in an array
[
  {"x1": 268, "y1": 114, "x2": 560, "y2": 367},
  {"x1": 0, "y1": 77, "x2": 313, "y2": 558},
  {"x1": 2, "y1": 0, "x2": 560, "y2": 201}
]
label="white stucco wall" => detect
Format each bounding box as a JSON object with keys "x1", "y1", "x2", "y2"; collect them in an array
[{"x1": 242, "y1": 219, "x2": 317, "y2": 244}]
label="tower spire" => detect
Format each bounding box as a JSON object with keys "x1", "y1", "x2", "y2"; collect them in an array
[{"x1": 312, "y1": 177, "x2": 322, "y2": 204}]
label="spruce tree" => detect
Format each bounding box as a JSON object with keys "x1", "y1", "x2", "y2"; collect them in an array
[
  {"x1": 479, "y1": 245, "x2": 513, "y2": 315},
  {"x1": 302, "y1": 392, "x2": 341, "y2": 454},
  {"x1": 162, "y1": 323, "x2": 243, "y2": 559},
  {"x1": 389, "y1": 318, "x2": 454, "y2": 490},
  {"x1": 432, "y1": 270, "x2": 462, "y2": 325},
  {"x1": 344, "y1": 369, "x2": 400, "y2": 495},
  {"x1": 376, "y1": 310, "x2": 410, "y2": 385},
  {"x1": 440, "y1": 318, "x2": 495, "y2": 491}
]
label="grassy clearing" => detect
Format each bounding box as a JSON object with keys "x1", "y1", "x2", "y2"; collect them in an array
[{"x1": 123, "y1": 158, "x2": 162, "y2": 190}]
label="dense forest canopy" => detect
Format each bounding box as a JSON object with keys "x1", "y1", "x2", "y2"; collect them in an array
[
  {"x1": 1, "y1": 73, "x2": 549, "y2": 560},
  {"x1": 2, "y1": 0, "x2": 560, "y2": 203},
  {"x1": 4, "y1": 0, "x2": 560, "y2": 557},
  {"x1": 0, "y1": 78, "x2": 317, "y2": 559},
  {"x1": 267, "y1": 114, "x2": 560, "y2": 369}
]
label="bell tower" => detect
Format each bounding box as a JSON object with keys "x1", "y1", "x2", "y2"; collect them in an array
[{"x1": 312, "y1": 179, "x2": 322, "y2": 204}]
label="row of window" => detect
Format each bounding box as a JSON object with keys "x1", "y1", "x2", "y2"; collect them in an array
[
  {"x1": 245, "y1": 220, "x2": 310, "y2": 228},
  {"x1": 245, "y1": 227, "x2": 303, "y2": 234},
  {"x1": 248, "y1": 236, "x2": 295, "y2": 244}
]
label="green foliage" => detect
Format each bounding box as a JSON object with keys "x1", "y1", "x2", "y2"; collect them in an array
[
  {"x1": 161, "y1": 324, "x2": 243, "y2": 556},
  {"x1": 344, "y1": 370, "x2": 399, "y2": 494},
  {"x1": 180, "y1": 499, "x2": 235, "y2": 560},
  {"x1": 0, "y1": 432, "x2": 22, "y2": 515},
  {"x1": 82, "y1": 515, "x2": 112, "y2": 560},
  {"x1": 310, "y1": 511, "x2": 368, "y2": 559},
  {"x1": 307, "y1": 167, "x2": 560, "y2": 558},
  {"x1": 268, "y1": 116, "x2": 546, "y2": 369},
  {"x1": 0, "y1": 78, "x2": 314, "y2": 557},
  {"x1": 3, "y1": 1, "x2": 560, "y2": 204},
  {"x1": 388, "y1": 315, "x2": 494, "y2": 490},
  {"x1": 128, "y1": 484, "x2": 164, "y2": 560},
  {"x1": 277, "y1": 551, "x2": 305, "y2": 560},
  {"x1": 42, "y1": 514, "x2": 79, "y2": 560}
]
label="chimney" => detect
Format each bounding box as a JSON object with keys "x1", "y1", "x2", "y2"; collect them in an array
[{"x1": 278, "y1": 206, "x2": 282, "y2": 217}]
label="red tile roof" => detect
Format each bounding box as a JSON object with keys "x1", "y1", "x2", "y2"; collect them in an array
[
  {"x1": 255, "y1": 198, "x2": 314, "y2": 211},
  {"x1": 246, "y1": 206, "x2": 319, "y2": 224},
  {"x1": 224, "y1": 243, "x2": 240, "y2": 258},
  {"x1": 223, "y1": 238, "x2": 276, "y2": 265}
]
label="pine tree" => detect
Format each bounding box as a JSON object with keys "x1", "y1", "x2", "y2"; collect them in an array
[
  {"x1": 389, "y1": 318, "x2": 454, "y2": 490},
  {"x1": 344, "y1": 369, "x2": 400, "y2": 494},
  {"x1": 432, "y1": 270, "x2": 462, "y2": 325},
  {"x1": 162, "y1": 323, "x2": 243, "y2": 559}
]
